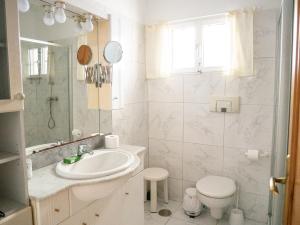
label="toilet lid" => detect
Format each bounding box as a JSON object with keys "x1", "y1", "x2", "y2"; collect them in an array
[{"x1": 196, "y1": 176, "x2": 236, "y2": 198}]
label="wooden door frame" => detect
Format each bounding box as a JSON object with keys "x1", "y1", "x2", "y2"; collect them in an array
[{"x1": 285, "y1": 0, "x2": 300, "y2": 224}]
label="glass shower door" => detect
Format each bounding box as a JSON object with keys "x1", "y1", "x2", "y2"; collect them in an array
[{"x1": 269, "y1": 0, "x2": 294, "y2": 224}]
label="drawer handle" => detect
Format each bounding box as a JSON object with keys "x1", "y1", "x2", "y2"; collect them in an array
[
  {"x1": 54, "y1": 208, "x2": 60, "y2": 213},
  {"x1": 82, "y1": 223, "x2": 87, "y2": 225},
  {"x1": 125, "y1": 192, "x2": 129, "y2": 195},
  {"x1": 95, "y1": 213, "x2": 100, "y2": 217}
]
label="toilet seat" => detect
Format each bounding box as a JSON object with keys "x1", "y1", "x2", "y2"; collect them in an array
[{"x1": 196, "y1": 176, "x2": 236, "y2": 199}]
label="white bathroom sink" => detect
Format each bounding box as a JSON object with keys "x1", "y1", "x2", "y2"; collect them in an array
[{"x1": 56, "y1": 149, "x2": 135, "y2": 179}]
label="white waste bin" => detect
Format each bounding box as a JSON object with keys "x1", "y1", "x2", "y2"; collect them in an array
[{"x1": 183, "y1": 188, "x2": 202, "y2": 217}]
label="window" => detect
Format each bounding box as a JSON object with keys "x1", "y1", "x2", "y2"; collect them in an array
[
  {"x1": 170, "y1": 15, "x2": 231, "y2": 74},
  {"x1": 28, "y1": 47, "x2": 48, "y2": 76}
]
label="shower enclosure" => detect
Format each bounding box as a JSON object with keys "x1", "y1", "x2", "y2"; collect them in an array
[
  {"x1": 269, "y1": 0, "x2": 294, "y2": 224},
  {"x1": 21, "y1": 39, "x2": 71, "y2": 147}
]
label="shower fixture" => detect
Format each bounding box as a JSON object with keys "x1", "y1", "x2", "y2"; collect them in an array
[{"x1": 47, "y1": 82, "x2": 58, "y2": 129}]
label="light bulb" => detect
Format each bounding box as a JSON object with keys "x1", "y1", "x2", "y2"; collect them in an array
[
  {"x1": 84, "y1": 15, "x2": 94, "y2": 32},
  {"x1": 18, "y1": 0, "x2": 30, "y2": 13},
  {"x1": 43, "y1": 6, "x2": 55, "y2": 26},
  {"x1": 54, "y1": 2, "x2": 66, "y2": 23},
  {"x1": 75, "y1": 21, "x2": 83, "y2": 33}
]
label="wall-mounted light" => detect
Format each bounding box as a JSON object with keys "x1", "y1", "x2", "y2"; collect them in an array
[
  {"x1": 73, "y1": 16, "x2": 83, "y2": 33},
  {"x1": 43, "y1": 5, "x2": 55, "y2": 26},
  {"x1": 54, "y1": 1, "x2": 66, "y2": 23},
  {"x1": 83, "y1": 14, "x2": 94, "y2": 32},
  {"x1": 18, "y1": 0, "x2": 30, "y2": 13}
]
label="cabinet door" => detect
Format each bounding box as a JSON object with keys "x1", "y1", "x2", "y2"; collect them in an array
[
  {"x1": 0, "y1": 0, "x2": 24, "y2": 113},
  {"x1": 121, "y1": 172, "x2": 144, "y2": 225}
]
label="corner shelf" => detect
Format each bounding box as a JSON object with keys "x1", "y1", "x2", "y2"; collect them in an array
[
  {"x1": 0, "y1": 152, "x2": 19, "y2": 165},
  {"x1": 0, "y1": 197, "x2": 26, "y2": 219}
]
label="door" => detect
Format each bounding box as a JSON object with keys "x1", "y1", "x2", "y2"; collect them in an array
[{"x1": 269, "y1": 0, "x2": 294, "y2": 224}]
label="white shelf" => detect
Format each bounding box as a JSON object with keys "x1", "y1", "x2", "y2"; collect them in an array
[
  {"x1": 0, "y1": 152, "x2": 19, "y2": 165},
  {"x1": 0, "y1": 197, "x2": 26, "y2": 219}
]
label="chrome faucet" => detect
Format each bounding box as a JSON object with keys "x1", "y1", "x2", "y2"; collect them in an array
[{"x1": 77, "y1": 144, "x2": 94, "y2": 157}]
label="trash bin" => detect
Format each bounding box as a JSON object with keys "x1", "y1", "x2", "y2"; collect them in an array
[{"x1": 182, "y1": 188, "x2": 202, "y2": 217}]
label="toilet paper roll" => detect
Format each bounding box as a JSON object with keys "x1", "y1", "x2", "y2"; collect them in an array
[
  {"x1": 245, "y1": 149, "x2": 259, "y2": 160},
  {"x1": 105, "y1": 135, "x2": 120, "y2": 149}
]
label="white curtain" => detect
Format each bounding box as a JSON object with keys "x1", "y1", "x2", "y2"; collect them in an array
[
  {"x1": 227, "y1": 9, "x2": 254, "y2": 76},
  {"x1": 145, "y1": 23, "x2": 172, "y2": 79}
]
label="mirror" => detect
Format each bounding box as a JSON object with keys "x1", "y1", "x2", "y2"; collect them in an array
[
  {"x1": 103, "y1": 41, "x2": 123, "y2": 64},
  {"x1": 77, "y1": 45, "x2": 93, "y2": 65},
  {"x1": 19, "y1": 2, "x2": 112, "y2": 151}
]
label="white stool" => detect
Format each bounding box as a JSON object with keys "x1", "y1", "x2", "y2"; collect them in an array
[{"x1": 144, "y1": 167, "x2": 169, "y2": 213}]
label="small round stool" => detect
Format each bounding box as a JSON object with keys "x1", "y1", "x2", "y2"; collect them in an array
[{"x1": 144, "y1": 167, "x2": 169, "y2": 213}]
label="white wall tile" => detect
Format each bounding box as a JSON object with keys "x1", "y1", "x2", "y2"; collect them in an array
[
  {"x1": 183, "y1": 143, "x2": 223, "y2": 182},
  {"x1": 184, "y1": 104, "x2": 224, "y2": 146},
  {"x1": 224, "y1": 105, "x2": 273, "y2": 149},
  {"x1": 225, "y1": 58, "x2": 275, "y2": 105},
  {"x1": 149, "y1": 138, "x2": 183, "y2": 179},
  {"x1": 239, "y1": 192, "x2": 269, "y2": 223},
  {"x1": 149, "y1": 102, "x2": 183, "y2": 141},
  {"x1": 148, "y1": 76, "x2": 183, "y2": 102},
  {"x1": 184, "y1": 74, "x2": 225, "y2": 104},
  {"x1": 223, "y1": 147, "x2": 270, "y2": 195}
]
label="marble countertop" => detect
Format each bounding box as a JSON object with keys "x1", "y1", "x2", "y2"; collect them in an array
[{"x1": 28, "y1": 145, "x2": 146, "y2": 201}]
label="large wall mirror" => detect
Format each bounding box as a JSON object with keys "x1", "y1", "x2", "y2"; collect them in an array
[{"x1": 19, "y1": 0, "x2": 112, "y2": 151}]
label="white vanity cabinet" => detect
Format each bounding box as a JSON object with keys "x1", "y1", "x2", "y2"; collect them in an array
[
  {"x1": 0, "y1": 0, "x2": 24, "y2": 113},
  {"x1": 31, "y1": 168, "x2": 144, "y2": 225}
]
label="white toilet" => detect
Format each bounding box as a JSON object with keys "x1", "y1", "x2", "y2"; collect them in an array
[{"x1": 196, "y1": 175, "x2": 236, "y2": 219}]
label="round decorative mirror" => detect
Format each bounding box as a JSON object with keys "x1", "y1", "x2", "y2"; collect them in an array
[
  {"x1": 103, "y1": 41, "x2": 123, "y2": 64},
  {"x1": 77, "y1": 45, "x2": 93, "y2": 65}
]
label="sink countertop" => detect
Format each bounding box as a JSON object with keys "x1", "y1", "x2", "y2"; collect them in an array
[{"x1": 28, "y1": 145, "x2": 146, "y2": 201}]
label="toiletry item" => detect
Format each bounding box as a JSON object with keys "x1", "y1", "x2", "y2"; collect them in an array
[
  {"x1": 26, "y1": 158, "x2": 32, "y2": 179},
  {"x1": 63, "y1": 155, "x2": 81, "y2": 164},
  {"x1": 105, "y1": 135, "x2": 120, "y2": 149},
  {"x1": 229, "y1": 185, "x2": 244, "y2": 225},
  {"x1": 245, "y1": 149, "x2": 259, "y2": 160}
]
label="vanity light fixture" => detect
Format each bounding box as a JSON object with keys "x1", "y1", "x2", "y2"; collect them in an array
[
  {"x1": 18, "y1": 0, "x2": 30, "y2": 13},
  {"x1": 73, "y1": 16, "x2": 83, "y2": 33},
  {"x1": 54, "y1": 1, "x2": 67, "y2": 23},
  {"x1": 83, "y1": 14, "x2": 94, "y2": 32},
  {"x1": 43, "y1": 5, "x2": 55, "y2": 26}
]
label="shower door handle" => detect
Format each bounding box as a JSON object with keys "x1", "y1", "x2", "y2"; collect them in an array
[{"x1": 269, "y1": 176, "x2": 287, "y2": 195}]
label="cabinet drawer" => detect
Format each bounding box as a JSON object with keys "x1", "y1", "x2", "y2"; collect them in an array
[
  {"x1": 51, "y1": 190, "x2": 69, "y2": 225},
  {"x1": 36, "y1": 190, "x2": 70, "y2": 225}
]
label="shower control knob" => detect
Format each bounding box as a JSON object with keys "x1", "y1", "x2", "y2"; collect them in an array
[{"x1": 14, "y1": 92, "x2": 26, "y2": 100}]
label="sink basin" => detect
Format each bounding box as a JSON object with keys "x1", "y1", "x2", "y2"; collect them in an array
[{"x1": 56, "y1": 149, "x2": 135, "y2": 179}]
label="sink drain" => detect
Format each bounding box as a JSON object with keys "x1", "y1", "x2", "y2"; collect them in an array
[{"x1": 158, "y1": 209, "x2": 172, "y2": 217}]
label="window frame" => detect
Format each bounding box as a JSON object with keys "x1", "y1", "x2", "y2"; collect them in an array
[
  {"x1": 169, "y1": 14, "x2": 229, "y2": 75},
  {"x1": 27, "y1": 46, "x2": 49, "y2": 77}
]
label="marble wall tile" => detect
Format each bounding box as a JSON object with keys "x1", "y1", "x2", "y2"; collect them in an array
[
  {"x1": 183, "y1": 143, "x2": 223, "y2": 182},
  {"x1": 224, "y1": 105, "x2": 273, "y2": 149},
  {"x1": 149, "y1": 102, "x2": 183, "y2": 141},
  {"x1": 157, "y1": 178, "x2": 183, "y2": 202},
  {"x1": 223, "y1": 147, "x2": 270, "y2": 195},
  {"x1": 149, "y1": 138, "x2": 183, "y2": 179},
  {"x1": 184, "y1": 74, "x2": 225, "y2": 104},
  {"x1": 225, "y1": 58, "x2": 275, "y2": 106},
  {"x1": 254, "y1": 10, "x2": 277, "y2": 58},
  {"x1": 148, "y1": 76, "x2": 183, "y2": 102},
  {"x1": 184, "y1": 104, "x2": 224, "y2": 146},
  {"x1": 112, "y1": 102, "x2": 148, "y2": 147},
  {"x1": 239, "y1": 192, "x2": 269, "y2": 223}
]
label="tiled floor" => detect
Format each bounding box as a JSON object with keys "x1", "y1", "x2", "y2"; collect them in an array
[{"x1": 144, "y1": 201, "x2": 266, "y2": 225}]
